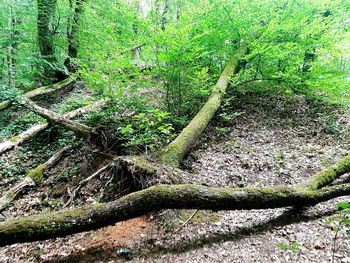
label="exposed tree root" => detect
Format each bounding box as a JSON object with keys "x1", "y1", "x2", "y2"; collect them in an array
[
  {"x1": 0, "y1": 99, "x2": 108, "y2": 155},
  {"x1": 0, "y1": 151, "x2": 348, "y2": 246},
  {"x1": 64, "y1": 163, "x2": 113, "y2": 207},
  {"x1": 0, "y1": 145, "x2": 73, "y2": 212},
  {"x1": 0, "y1": 76, "x2": 76, "y2": 112}
]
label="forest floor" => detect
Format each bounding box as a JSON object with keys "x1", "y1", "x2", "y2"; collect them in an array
[{"x1": 0, "y1": 87, "x2": 349, "y2": 262}]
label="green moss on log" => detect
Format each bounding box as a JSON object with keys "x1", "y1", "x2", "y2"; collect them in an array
[
  {"x1": 8, "y1": 135, "x2": 20, "y2": 143},
  {"x1": 0, "y1": 76, "x2": 76, "y2": 112},
  {"x1": 160, "y1": 45, "x2": 247, "y2": 167},
  {"x1": 132, "y1": 156, "x2": 158, "y2": 175},
  {"x1": 0, "y1": 100, "x2": 11, "y2": 111},
  {"x1": 25, "y1": 76, "x2": 76, "y2": 98},
  {"x1": 0, "y1": 183, "x2": 350, "y2": 246},
  {"x1": 27, "y1": 164, "x2": 47, "y2": 183},
  {"x1": 309, "y1": 156, "x2": 350, "y2": 190}
]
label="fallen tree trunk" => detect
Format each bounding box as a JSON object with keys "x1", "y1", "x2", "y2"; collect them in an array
[
  {"x1": 0, "y1": 76, "x2": 76, "y2": 112},
  {"x1": 0, "y1": 145, "x2": 73, "y2": 212},
  {"x1": 18, "y1": 99, "x2": 93, "y2": 140},
  {"x1": 160, "y1": 44, "x2": 247, "y2": 166},
  {"x1": 0, "y1": 183, "x2": 349, "y2": 246},
  {"x1": 0, "y1": 100, "x2": 108, "y2": 155}
]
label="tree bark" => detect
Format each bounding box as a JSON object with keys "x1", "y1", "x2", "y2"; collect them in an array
[
  {"x1": 0, "y1": 41, "x2": 349, "y2": 246},
  {"x1": 0, "y1": 76, "x2": 76, "y2": 112},
  {"x1": 18, "y1": 99, "x2": 94, "y2": 140},
  {"x1": 0, "y1": 182, "x2": 349, "y2": 247},
  {"x1": 65, "y1": 0, "x2": 86, "y2": 72},
  {"x1": 17, "y1": 99, "x2": 110, "y2": 148},
  {"x1": 0, "y1": 145, "x2": 72, "y2": 212},
  {"x1": 12, "y1": 153, "x2": 346, "y2": 246},
  {"x1": 37, "y1": 0, "x2": 63, "y2": 80},
  {"x1": 7, "y1": 4, "x2": 15, "y2": 89},
  {"x1": 0, "y1": 99, "x2": 108, "y2": 154},
  {"x1": 161, "y1": 0, "x2": 170, "y2": 31},
  {"x1": 160, "y1": 44, "x2": 247, "y2": 166}
]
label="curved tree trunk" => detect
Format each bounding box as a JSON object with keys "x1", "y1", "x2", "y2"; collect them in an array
[
  {"x1": 0, "y1": 182, "x2": 349, "y2": 247},
  {"x1": 1, "y1": 45, "x2": 347, "y2": 249},
  {"x1": 0, "y1": 153, "x2": 349, "y2": 247}
]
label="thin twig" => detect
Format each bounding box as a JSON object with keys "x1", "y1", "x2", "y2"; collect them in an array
[
  {"x1": 64, "y1": 163, "x2": 112, "y2": 207},
  {"x1": 173, "y1": 210, "x2": 198, "y2": 233}
]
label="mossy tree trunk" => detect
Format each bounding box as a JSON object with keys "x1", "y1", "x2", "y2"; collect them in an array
[
  {"x1": 0, "y1": 182, "x2": 349, "y2": 247},
  {"x1": 160, "y1": 44, "x2": 247, "y2": 166},
  {"x1": 1, "y1": 44, "x2": 348, "y2": 248}
]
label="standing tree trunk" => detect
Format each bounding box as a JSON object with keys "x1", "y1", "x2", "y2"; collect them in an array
[
  {"x1": 7, "y1": 4, "x2": 15, "y2": 89},
  {"x1": 37, "y1": 0, "x2": 63, "y2": 80},
  {"x1": 65, "y1": 0, "x2": 86, "y2": 72},
  {"x1": 6, "y1": 2, "x2": 20, "y2": 89},
  {"x1": 161, "y1": 0, "x2": 170, "y2": 31}
]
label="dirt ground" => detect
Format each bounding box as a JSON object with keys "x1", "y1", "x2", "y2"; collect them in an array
[{"x1": 0, "y1": 90, "x2": 349, "y2": 262}]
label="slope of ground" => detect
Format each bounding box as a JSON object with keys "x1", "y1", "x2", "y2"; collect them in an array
[{"x1": 0, "y1": 89, "x2": 349, "y2": 262}]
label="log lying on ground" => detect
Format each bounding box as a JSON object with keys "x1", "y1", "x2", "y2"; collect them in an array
[
  {"x1": 18, "y1": 99, "x2": 94, "y2": 140},
  {"x1": 0, "y1": 100, "x2": 108, "y2": 155},
  {"x1": 0, "y1": 183, "x2": 349, "y2": 246},
  {"x1": 0, "y1": 76, "x2": 76, "y2": 112},
  {"x1": 0, "y1": 145, "x2": 73, "y2": 212},
  {"x1": 18, "y1": 99, "x2": 111, "y2": 148},
  {"x1": 1, "y1": 44, "x2": 348, "y2": 247},
  {"x1": 160, "y1": 44, "x2": 247, "y2": 166}
]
